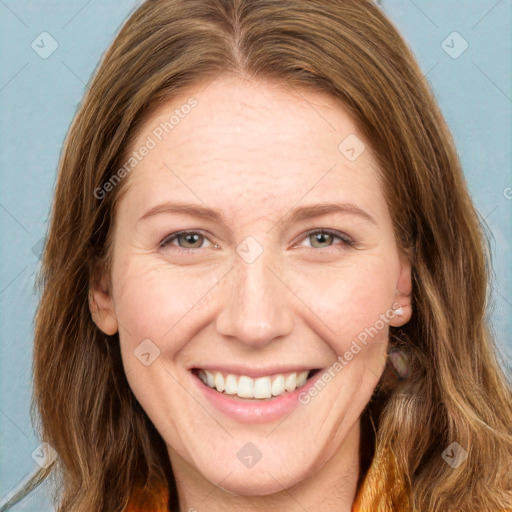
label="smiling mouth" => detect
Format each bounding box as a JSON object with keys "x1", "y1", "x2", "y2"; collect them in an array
[{"x1": 191, "y1": 368, "x2": 321, "y2": 400}]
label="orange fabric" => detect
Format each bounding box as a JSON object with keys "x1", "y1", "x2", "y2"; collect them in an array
[
  {"x1": 351, "y1": 445, "x2": 410, "y2": 512},
  {"x1": 125, "y1": 446, "x2": 409, "y2": 511},
  {"x1": 125, "y1": 481, "x2": 170, "y2": 512}
]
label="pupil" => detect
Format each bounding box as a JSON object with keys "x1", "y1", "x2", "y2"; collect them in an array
[
  {"x1": 185, "y1": 234, "x2": 199, "y2": 246},
  {"x1": 314, "y1": 233, "x2": 330, "y2": 246}
]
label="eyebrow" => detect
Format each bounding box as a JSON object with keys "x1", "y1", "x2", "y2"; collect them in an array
[{"x1": 138, "y1": 201, "x2": 377, "y2": 226}]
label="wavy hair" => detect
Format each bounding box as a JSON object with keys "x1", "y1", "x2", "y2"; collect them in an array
[{"x1": 4, "y1": 0, "x2": 511, "y2": 510}]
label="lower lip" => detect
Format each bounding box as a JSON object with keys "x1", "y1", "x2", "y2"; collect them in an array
[{"x1": 191, "y1": 370, "x2": 324, "y2": 424}]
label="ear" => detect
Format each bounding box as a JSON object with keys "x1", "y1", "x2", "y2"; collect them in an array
[
  {"x1": 389, "y1": 255, "x2": 412, "y2": 327},
  {"x1": 89, "y1": 275, "x2": 118, "y2": 335}
]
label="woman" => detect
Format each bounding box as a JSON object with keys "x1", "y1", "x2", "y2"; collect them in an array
[{"x1": 5, "y1": 0, "x2": 512, "y2": 510}]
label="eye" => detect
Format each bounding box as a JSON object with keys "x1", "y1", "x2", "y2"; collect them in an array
[
  {"x1": 159, "y1": 228, "x2": 354, "y2": 254},
  {"x1": 159, "y1": 230, "x2": 216, "y2": 253},
  {"x1": 295, "y1": 228, "x2": 354, "y2": 250}
]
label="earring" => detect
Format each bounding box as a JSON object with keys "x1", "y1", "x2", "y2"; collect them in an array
[
  {"x1": 394, "y1": 305, "x2": 404, "y2": 317},
  {"x1": 387, "y1": 348, "x2": 410, "y2": 379}
]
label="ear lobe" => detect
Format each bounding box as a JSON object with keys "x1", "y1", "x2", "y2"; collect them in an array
[
  {"x1": 389, "y1": 258, "x2": 413, "y2": 327},
  {"x1": 89, "y1": 277, "x2": 118, "y2": 335}
]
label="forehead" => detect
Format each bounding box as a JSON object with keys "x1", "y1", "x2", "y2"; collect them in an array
[{"x1": 118, "y1": 75, "x2": 387, "y2": 226}]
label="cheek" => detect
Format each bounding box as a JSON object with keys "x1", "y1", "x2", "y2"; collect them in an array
[
  {"x1": 112, "y1": 256, "x2": 218, "y2": 351},
  {"x1": 113, "y1": 249, "x2": 397, "y2": 372},
  {"x1": 289, "y1": 254, "x2": 397, "y2": 344}
]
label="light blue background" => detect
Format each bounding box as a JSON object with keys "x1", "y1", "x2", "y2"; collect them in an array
[{"x1": 1, "y1": 1, "x2": 510, "y2": 510}]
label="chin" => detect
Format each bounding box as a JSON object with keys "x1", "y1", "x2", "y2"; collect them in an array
[{"x1": 214, "y1": 467, "x2": 306, "y2": 497}]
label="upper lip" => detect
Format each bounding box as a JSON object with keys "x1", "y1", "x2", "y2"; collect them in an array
[{"x1": 189, "y1": 364, "x2": 320, "y2": 378}]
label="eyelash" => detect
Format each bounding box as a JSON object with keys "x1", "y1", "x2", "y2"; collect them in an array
[{"x1": 159, "y1": 228, "x2": 355, "y2": 253}]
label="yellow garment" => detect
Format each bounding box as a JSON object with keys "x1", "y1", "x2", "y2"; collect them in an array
[
  {"x1": 125, "y1": 446, "x2": 409, "y2": 511},
  {"x1": 351, "y1": 444, "x2": 410, "y2": 511},
  {"x1": 125, "y1": 481, "x2": 169, "y2": 512}
]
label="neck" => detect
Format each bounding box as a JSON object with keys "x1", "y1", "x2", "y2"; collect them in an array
[{"x1": 169, "y1": 420, "x2": 361, "y2": 512}]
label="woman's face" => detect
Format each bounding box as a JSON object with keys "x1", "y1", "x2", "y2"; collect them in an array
[{"x1": 91, "y1": 75, "x2": 412, "y2": 498}]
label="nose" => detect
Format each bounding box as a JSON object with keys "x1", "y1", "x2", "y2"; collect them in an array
[{"x1": 215, "y1": 245, "x2": 294, "y2": 349}]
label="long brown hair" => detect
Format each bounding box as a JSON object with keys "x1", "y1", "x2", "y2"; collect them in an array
[{"x1": 6, "y1": 0, "x2": 512, "y2": 510}]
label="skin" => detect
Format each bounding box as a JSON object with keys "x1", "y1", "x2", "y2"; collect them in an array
[{"x1": 90, "y1": 74, "x2": 412, "y2": 512}]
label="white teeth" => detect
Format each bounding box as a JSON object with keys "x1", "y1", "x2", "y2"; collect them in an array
[
  {"x1": 296, "y1": 370, "x2": 309, "y2": 387},
  {"x1": 214, "y1": 372, "x2": 225, "y2": 392},
  {"x1": 271, "y1": 374, "x2": 285, "y2": 396},
  {"x1": 197, "y1": 369, "x2": 312, "y2": 399},
  {"x1": 254, "y1": 376, "x2": 272, "y2": 399},
  {"x1": 237, "y1": 376, "x2": 253, "y2": 398},
  {"x1": 225, "y1": 373, "x2": 237, "y2": 394},
  {"x1": 284, "y1": 373, "x2": 296, "y2": 392}
]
